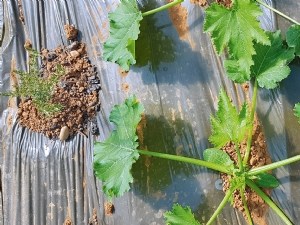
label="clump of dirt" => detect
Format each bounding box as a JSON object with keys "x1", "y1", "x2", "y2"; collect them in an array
[
  {"x1": 64, "y1": 24, "x2": 78, "y2": 40},
  {"x1": 216, "y1": 0, "x2": 232, "y2": 7},
  {"x1": 221, "y1": 118, "x2": 271, "y2": 225},
  {"x1": 104, "y1": 202, "x2": 115, "y2": 215},
  {"x1": 121, "y1": 83, "x2": 130, "y2": 93},
  {"x1": 63, "y1": 218, "x2": 73, "y2": 225},
  {"x1": 17, "y1": 28, "x2": 101, "y2": 140},
  {"x1": 167, "y1": 0, "x2": 189, "y2": 40},
  {"x1": 88, "y1": 209, "x2": 99, "y2": 225},
  {"x1": 18, "y1": 0, "x2": 25, "y2": 24},
  {"x1": 190, "y1": 0, "x2": 207, "y2": 6}
]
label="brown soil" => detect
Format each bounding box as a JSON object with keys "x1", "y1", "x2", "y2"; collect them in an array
[
  {"x1": 221, "y1": 118, "x2": 271, "y2": 225},
  {"x1": 190, "y1": 0, "x2": 207, "y2": 6},
  {"x1": 17, "y1": 29, "x2": 101, "y2": 140},
  {"x1": 63, "y1": 218, "x2": 73, "y2": 225},
  {"x1": 118, "y1": 68, "x2": 129, "y2": 78},
  {"x1": 121, "y1": 83, "x2": 130, "y2": 93},
  {"x1": 104, "y1": 202, "x2": 115, "y2": 215},
  {"x1": 64, "y1": 24, "x2": 78, "y2": 41},
  {"x1": 216, "y1": 0, "x2": 232, "y2": 7},
  {"x1": 88, "y1": 209, "x2": 99, "y2": 225},
  {"x1": 18, "y1": 0, "x2": 25, "y2": 24},
  {"x1": 167, "y1": 1, "x2": 189, "y2": 40}
]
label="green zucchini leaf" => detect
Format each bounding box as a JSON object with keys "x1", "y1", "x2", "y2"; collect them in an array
[{"x1": 93, "y1": 96, "x2": 144, "y2": 197}]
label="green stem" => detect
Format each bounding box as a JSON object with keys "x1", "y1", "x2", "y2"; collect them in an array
[
  {"x1": 206, "y1": 189, "x2": 234, "y2": 225},
  {"x1": 248, "y1": 155, "x2": 300, "y2": 176},
  {"x1": 246, "y1": 180, "x2": 292, "y2": 225},
  {"x1": 137, "y1": 149, "x2": 232, "y2": 174},
  {"x1": 142, "y1": 0, "x2": 184, "y2": 17},
  {"x1": 235, "y1": 143, "x2": 244, "y2": 171},
  {"x1": 239, "y1": 188, "x2": 253, "y2": 225},
  {"x1": 243, "y1": 79, "x2": 258, "y2": 166},
  {"x1": 256, "y1": 0, "x2": 300, "y2": 25}
]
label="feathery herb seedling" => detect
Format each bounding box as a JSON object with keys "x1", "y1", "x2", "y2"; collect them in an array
[{"x1": 1, "y1": 48, "x2": 64, "y2": 116}]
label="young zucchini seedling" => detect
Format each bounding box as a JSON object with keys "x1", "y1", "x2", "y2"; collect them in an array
[{"x1": 93, "y1": 93, "x2": 300, "y2": 225}]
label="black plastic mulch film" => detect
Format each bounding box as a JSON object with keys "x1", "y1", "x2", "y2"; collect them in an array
[{"x1": 0, "y1": 0, "x2": 300, "y2": 224}]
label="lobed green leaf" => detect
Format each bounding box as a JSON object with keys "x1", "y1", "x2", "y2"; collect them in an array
[
  {"x1": 93, "y1": 96, "x2": 144, "y2": 198},
  {"x1": 252, "y1": 172, "x2": 280, "y2": 188},
  {"x1": 251, "y1": 31, "x2": 295, "y2": 89},
  {"x1": 294, "y1": 103, "x2": 300, "y2": 123},
  {"x1": 209, "y1": 90, "x2": 249, "y2": 148},
  {"x1": 204, "y1": 0, "x2": 270, "y2": 83},
  {"x1": 164, "y1": 204, "x2": 201, "y2": 225},
  {"x1": 286, "y1": 24, "x2": 300, "y2": 57},
  {"x1": 103, "y1": 0, "x2": 143, "y2": 71},
  {"x1": 203, "y1": 148, "x2": 234, "y2": 171}
]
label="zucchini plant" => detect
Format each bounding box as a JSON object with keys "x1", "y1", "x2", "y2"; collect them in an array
[{"x1": 95, "y1": 0, "x2": 300, "y2": 224}]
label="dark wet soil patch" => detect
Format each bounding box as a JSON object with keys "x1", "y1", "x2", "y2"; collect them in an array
[
  {"x1": 221, "y1": 118, "x2": 271, "y2": 225},
  {"x1": 17, "y1": 27, "x2": 100, "y2": 140}
]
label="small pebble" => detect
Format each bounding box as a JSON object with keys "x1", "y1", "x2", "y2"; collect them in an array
[
  {"x1": 70, "y1": 50, "x2": 80, "y2": 58},
  {"x1": 59, "y1": 126, "x2": 70, "y2": 141}
]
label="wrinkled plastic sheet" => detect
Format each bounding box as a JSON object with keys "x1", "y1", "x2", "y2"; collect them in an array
[{"x1": 0, "y1": 0, "x2": 300, "y2": 224}]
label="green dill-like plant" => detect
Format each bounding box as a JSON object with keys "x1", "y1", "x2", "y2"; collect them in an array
[
  {"x1": 1, "y1": 49, "x2": 64, "y2": 117},
  {"x1": 94, "y1": 0, "x2": 300, "y2": 224}
]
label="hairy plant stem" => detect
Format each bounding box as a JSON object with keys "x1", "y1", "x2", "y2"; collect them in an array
[
  {"x1": 240, "y1": 188, "x2": 253, "y2": 225},
  {"x1": 235, "y1": 143, "x2": 244, "y2": 171},
  {"x1": 256, "y1": 0, "x2": 300, "y2": 25},
  {"x1": 248, "y1": 155, "x2": 300, "y2": 176},
  {"x1": 137, "y1": 149, "x2": 231, "y2": 174},
  {"x1": 142, "y1": 0, "x2": 184, "y2": 17},
  {"x1": 243, "y1": 79, "x2": 258, "y2": 166},
  {"x1": 206, "y1": 189, "x2": 234, "y2": 225},
  {"x1": 246, "y1": 179, "x2": 292, "y2": 225}
]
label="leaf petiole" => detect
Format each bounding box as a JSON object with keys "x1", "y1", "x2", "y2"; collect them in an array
[
  {"x1": 256, "y1": 0, "x2": 300, "y2": 25},
  {"x1": 246, "y1": 179, "x2": 292, "y2": 225},
  {"x1": 243, "y1": 79, "x2": 258, "y2": 166},
  {"x1": 137, "y1": 149, "x2": 232, "y2": 174},
  {"x1": 247, "y1": 155, "x2": 300, "y2": 176},
  {"x1": 206, "y1": 189, "x2": 235, "y2": 225},
  {"x1": 142, "y1": 0, "x2": 184, "y2": 17},
  {"x1": 235, "y1": 143, "x2": 244, "y2": 171},
  {"x1": 240, "y1": 188, "x2": 253, "y2": 225}
]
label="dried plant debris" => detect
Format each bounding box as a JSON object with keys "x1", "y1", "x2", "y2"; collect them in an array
[
  {"x1": 18, "y1": 38, "x2": 101, "y2": 140},
  {"x1": 221, "y1": 119, "x2": 270, "y2": 225}
]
